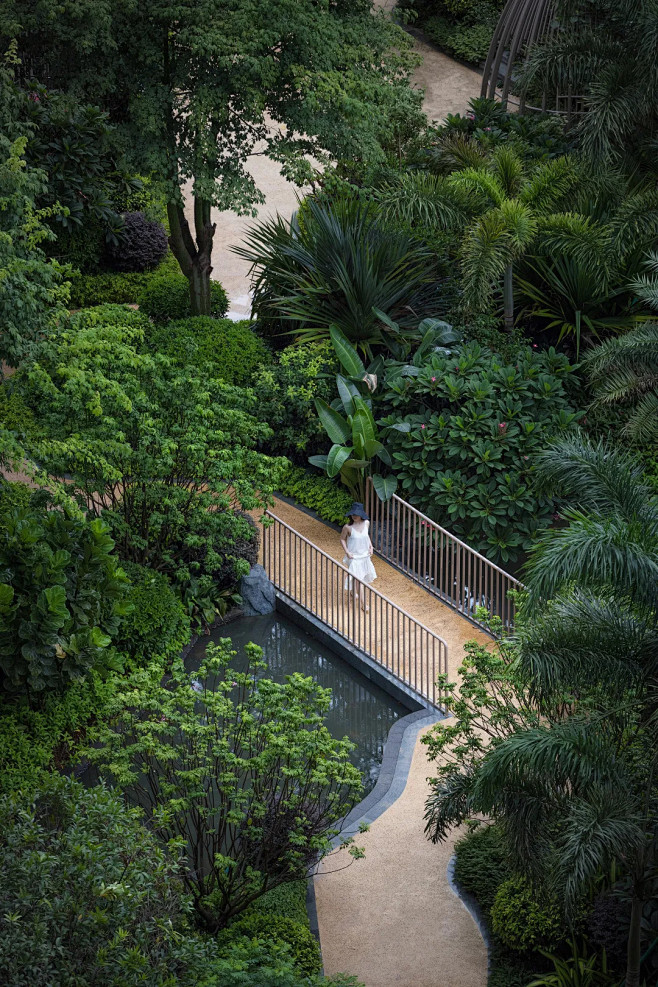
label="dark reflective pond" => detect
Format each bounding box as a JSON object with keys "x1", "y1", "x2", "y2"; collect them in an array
[{"x1": 186, "y1": 614, "x2": 407, "y2": 794}]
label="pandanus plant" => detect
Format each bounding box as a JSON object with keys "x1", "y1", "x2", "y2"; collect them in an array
[{"x1": 309, "y1": 326, "x2": 410, "y2": 502}]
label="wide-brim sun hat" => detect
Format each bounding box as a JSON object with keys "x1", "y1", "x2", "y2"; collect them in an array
[{"x1": 348, "y1": 502, "x2": 369, "y2": 520}]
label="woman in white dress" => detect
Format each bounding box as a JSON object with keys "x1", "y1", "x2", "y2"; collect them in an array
[{"x1": 340, "y1": 502, "x2": 377, "y2": 610}]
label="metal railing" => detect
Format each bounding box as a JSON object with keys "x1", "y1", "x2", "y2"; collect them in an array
[
  {"x1": 365, "y1": 479, "x2": 524, "y2": 633},
  {"x1": 262, "y1": 512, "x2": 448, "y2": 709}
]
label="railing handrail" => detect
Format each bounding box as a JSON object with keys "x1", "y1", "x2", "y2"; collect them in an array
[
  {"x1": 380, "y1": 486, "x2": 525, "y2": 589},
  {"x1": 265, "y1": 510, "x2": 449, "y2": 650}
]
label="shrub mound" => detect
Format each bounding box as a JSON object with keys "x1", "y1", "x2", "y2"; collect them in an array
[
  {"x1": 491, "y1": 875, "x2": 564, "y2": 953},
  {"x1": 149, "y1": 316, "x2": 268, "y2": 385},
  {"x1": 220, "y1": 912, "x2": 322, "y2": 978},
  {"x1": 138, "y1": 273, "x2": 228, "y2": 323},
  {"x1": 453, "y1": 823, "x2": 508, "y2": 912},
  {"x1": 115, "y1": 562, "x2": 190, "y2": 664},
  {"x1": 106, "y1": 211, "x2": 168, "y2": 272}
]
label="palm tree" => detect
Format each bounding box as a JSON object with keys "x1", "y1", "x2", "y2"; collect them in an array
[
  {"x1": 425, "y1": 438, "x2": 658, "y2": 987},
  {"x1": 582, "y1": 252, "x2": 658, "y2": 445},
  {"x1": 377, "y1": 146, "x2": 580, "y2": 330}
]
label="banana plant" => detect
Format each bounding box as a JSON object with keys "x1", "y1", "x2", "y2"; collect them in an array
[{"x1": 309, "y1": 326, "x2": 408, "y2": 502}]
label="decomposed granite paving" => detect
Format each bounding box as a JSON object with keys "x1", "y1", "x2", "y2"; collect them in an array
[{"x1": 253, "y1": 498, "x2": 490, "y2": 987}]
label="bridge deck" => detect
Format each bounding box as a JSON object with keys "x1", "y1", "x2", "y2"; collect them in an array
[{"x1": 258, "y1": 497, "x2": 491, "y2": 687}]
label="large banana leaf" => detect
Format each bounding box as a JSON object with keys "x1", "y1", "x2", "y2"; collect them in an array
[
  {"x1": 327, "y1": 443, "x2": 353, "y2": 478},
  {"x1": 336, "y1": 374, "x2": 360, "y2": 416},
  {"x1": 372, "y1": 474, "x2": 397, "y2": 501},
  {"x1": 314, "y1": 398, "x2": 351, "y2": 445},
  {"x1": 330, "y1": 325, "x2": 366, "y2": 378}
]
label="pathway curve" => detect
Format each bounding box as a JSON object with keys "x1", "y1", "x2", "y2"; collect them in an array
[
  {"x1": 256, "y1": 498, "x2": 489, "y2": 987},
  {"x1": 188, "y1": 7, "x2": 482, "y2": 318}
]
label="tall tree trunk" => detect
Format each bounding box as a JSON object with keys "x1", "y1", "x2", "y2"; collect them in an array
[
  {"x1": 626, "y1": 891, "x2": 643, "y2": 987},
  {"x1": 503, "y1": 263, "x2": 514, "y2": 331},
  {"x1": 167, "y1": 198, "x2": 216, "y2": 316}
]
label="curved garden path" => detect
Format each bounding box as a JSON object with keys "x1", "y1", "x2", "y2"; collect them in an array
[
  {"x1": 190, "y1": 5, "x2": 482, "y2": 319},
  {"x1": 256, "y1": 498, "x2": 489, "y2": 987}
]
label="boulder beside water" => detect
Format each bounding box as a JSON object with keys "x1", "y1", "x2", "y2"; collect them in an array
[{"x1": 240, "y1": 564, "x2": 276, "y2": 615}]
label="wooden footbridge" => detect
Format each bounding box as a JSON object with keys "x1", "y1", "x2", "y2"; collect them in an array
[{"x1": 260, "y1": 480, "x2": 522, "y2": 709}]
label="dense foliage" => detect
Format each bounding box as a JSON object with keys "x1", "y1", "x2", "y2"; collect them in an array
[
  {"x1": 86, "y1": 639, "x2": 363, "y2": 930},
  {"x1": 148, "y1": 316, "x2": 269, "y2": 385},
  {"x1": 382, "y1": 341, "x2": 579, "y2": 561},
  {"x1": 17, "y1": 316, "x2": 279, "y2": 624},
  {"x1": 0, "y1": 488, "x2": 130, "y2": 697},
  {"x1": 113, "y1": 562, "x2": 190, "y2": 665},
  {"x1": 257, "y1": 341, "x2": 338, "y2": 460}
]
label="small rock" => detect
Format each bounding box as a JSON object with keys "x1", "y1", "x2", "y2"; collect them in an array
[{"x1": 240, "y1": 564, "x2": 276, "y2": 615}]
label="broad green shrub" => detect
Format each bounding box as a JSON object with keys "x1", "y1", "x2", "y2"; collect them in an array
[
  {"x1": 0, "y1": 674, "x2": 113, "y2": 793},
  {"x1": 453, "y1": 823, "x2": 509, "y2": 912},
  {"x1": 0, "y1": 487, "x2": 130, "y2": 696},
  {"x1": 220, "y1": 912, "x2": 322, "y2": 978},
  {"x1": 114, "y1": 562, "x2": 190, "y2": 664},
  {"x1": 247, "y1": 879, "x2": 309, "y2": 925},
  {"x1": 138, "y1": 273, "x2": 228, "y2": 323},
  {"x1": 491, "y1": 875, "x2": 564, "y2": 953},
  {"x1": 67, "y1": 303, "x2": 151, "y2": 332},
  {"x1": 0, "y1": 774, "x2": 183, "y2": 986},
  {"x1": 106, "y1": 211, "x2": 168, "y2": 272},
  {"x1": 382, "y1": 342, "x2": 580, "y2": 563},
  {"x1": 149, "y1": 316, "x2": 269, "y2": 385},
  {"x1": 278, "y1": 465, "x2": 353, "y2": 525},
  {"x1": 0, "y1": 386, "x2": 35, "y2": 437},
  {"x1": 258, "y1": 341, "x2": 338, "y2": 461}
]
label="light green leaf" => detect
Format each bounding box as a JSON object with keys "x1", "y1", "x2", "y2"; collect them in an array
[
  {"x1": 327, "y1": 444, "x2": 353, "y2": 478},
  {"x1": 314, "y1": 398, "x2": 351, "y2": 445},
  {"x1": 330, "y1": 325, "x2": 366, "y2": 379},
  {"x1": 372, "y1": 474, "x2": 397, "y2": 501}
]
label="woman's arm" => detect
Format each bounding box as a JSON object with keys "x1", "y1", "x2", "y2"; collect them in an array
[{"x1": 340, "y1": 524, "x2": 352, "y2": 558}]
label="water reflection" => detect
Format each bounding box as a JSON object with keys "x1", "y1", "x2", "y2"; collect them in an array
[{"x1": 186, "y1": 614, "x2": 406, "y2": 794}]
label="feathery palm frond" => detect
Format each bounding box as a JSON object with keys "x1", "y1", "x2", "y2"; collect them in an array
[
  {"x1": 520, "y1": 156, "x2": 579, "y2": 215},
  {"x1": 518, "y1": 590, "x2": 658, "y2": 700},
  {"x1": 373, "y1": 172, "x2": 467, "y2": 230},
  {"x1": 489, "y1": 145, "x2": 524, "y2": 198},
  {"x1": 530, "y1": 436, "x2": 656, "y2": 521},
  {"x1": 583, "y1": 321, "x2": 658, "y2": 443}
]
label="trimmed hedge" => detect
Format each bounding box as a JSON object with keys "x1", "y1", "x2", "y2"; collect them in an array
[
  {"x1": 148, "y1": 316, "x2": 269, "y2": 385},
  {"x1": 247, "y1": 880, "x2": 309, "y2": 925},
  {"x1": 114, "y1": 562, "x2": 191, "y2": 665},
  {"x1": 220, "y1": 912, "x2": 322, "y2": 978},
  {"x1": 66, "y1": 253, "x2": 179, "y2": 308},
  {"x1": 137, "y1": 273, "x2": 228, "y2": 323},
  {"x1": 278, "y1": 465, "x2": 353, "y2": 526},
  {"x1": 453, "y1": 823, "x2": 509, "y2": 912}
]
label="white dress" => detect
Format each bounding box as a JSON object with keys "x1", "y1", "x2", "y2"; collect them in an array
[{"x1": 343, "y1": 521, "x2": 377, "y2": 589}]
